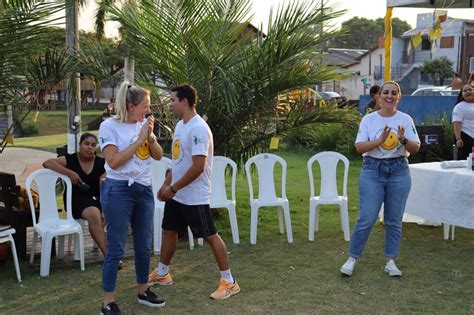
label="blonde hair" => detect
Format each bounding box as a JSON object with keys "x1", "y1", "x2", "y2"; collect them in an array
[
  {"x1": 114, "y1": 81, "x2": 150, "y2": 123},
  {"x1": 381, "y1": 80, "x2": 402, "y2": 95}
]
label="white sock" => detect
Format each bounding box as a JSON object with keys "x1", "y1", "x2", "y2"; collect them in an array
[
  {"x1": 220, "y1": 269, "x2": 234, "y2": 284},
  {"x1": 157, "y1": 262, "x2": 169, "y2": 276}
]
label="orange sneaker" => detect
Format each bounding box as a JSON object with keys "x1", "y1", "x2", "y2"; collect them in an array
[
  {"x1": 210, "y1": 279, "x2": 241, "y2": 300},
  {"x1": 148, "y1": 269, "x2": 173, "y2": 286}
]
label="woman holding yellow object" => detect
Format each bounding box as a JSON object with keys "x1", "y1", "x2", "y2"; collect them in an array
[{"x1": 340, "y1": 81, "x2": 420, "y2": 277}]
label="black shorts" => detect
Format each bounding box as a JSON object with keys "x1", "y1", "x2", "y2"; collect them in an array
[{"x1": 162, "y1": 199, "x2": 216, "y2": 238}]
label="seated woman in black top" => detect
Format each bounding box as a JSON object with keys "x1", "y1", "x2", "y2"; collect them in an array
[{"x1": 43, "y1": 133, "x2": 107, "y2": 256}]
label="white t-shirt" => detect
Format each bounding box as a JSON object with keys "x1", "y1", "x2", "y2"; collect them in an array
[
  {"x1": 452, "y1": 101, "x2": 474, "y2": 138},
  {"x1": 98, "y1": 118, "x2": 155, "y2": 186},
  {"x1": 172, "y1": 115, "x2": 213, "y2": 205},
  {"x1": 355, "y1": 111, "x2": 420, "y2": 159}
]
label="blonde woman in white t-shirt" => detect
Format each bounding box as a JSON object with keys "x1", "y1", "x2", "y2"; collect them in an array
[
  {"x1": 98, "y1": 81, "x2": 165, "y2": 314},
  {"x1": 453, "y1": 81, "x2": 474, "y2": 160},
  {"x1": 340, "y1": 81, "x2": 420, "y2": 278}
]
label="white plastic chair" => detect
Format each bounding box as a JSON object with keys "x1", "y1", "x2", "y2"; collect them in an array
[
  {"x1": 245, "y1": 153, "x2": 293, "y2": 244},
  {"x1": 0, "y1": 227, "x2": 22, "y2": 282},
  {"x1": 307, "y1": 151, "x2": 350, "y2": 241},
  {"x1": 26, "y1": 169, "x2": 85, "y2": 277},
  {"x1": 150, "y1": 157, "x2": 196, "y2": 254},
  {"x1": 188, "y1": 156, "x2": 240, "y2": 245},
  {"x1": 211, "y1": 156, "x2": 239, "y2": 244}
]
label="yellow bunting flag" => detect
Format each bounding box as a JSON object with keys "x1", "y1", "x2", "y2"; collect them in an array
[
  {"x1": 3, "y1": 130, "x2": 14, "y2": 145},
  {"x1": 430, "y1": 18, "x2": 442, "y2": 41},
  {"x1": 33, "y1": 110, "x2": 39, "y2": 123},
  {"x1": 269, "y1": 137, "x2": 280, "y2": 150},
  {"x1": 411, "y1": 32, "x2": 422, "y2": 48}
]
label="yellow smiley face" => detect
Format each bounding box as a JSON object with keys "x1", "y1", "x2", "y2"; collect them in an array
[
  {"x1": 380, "y1": 131, "x2": 399, "y2": 150},
  {"x1": 135, "y1": 141, "x2": 150, "y2": 160},
  {"x1": 172, "y1": 140, "x2": 180, "y2": 160}
]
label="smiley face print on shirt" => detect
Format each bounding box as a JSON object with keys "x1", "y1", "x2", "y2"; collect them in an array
[{"x1": 375, "y1": 128, "x2": 400, "y2": 151}]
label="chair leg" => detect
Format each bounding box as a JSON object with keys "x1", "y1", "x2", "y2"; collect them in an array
[
  {"x1": 341, "y1": 200, "x2": 350, "y2": 242},
  {"x1": 277, "y1": 206, "x2": 284, "y2": 234},
  {"x1": 153, "y1": 208, "x2": 163, "y2": 255},
  {"x1": 283, "y1": 201, "x2": 293, "y2": 243},
  {"x1": 227, "y1": 204, "x2": 240, "y2": 244},
  {"x1": 67, "y1": 234, "x2": 73, "y2": 255},
  {"x1": 443, "y1": 224, "x2": 450, "y2": 240},
  {"x1": 250, "y1": 205, "x2": 259, "y2": 245},
  {"x1": 73, "y1": 233, "x2": 81, "y2": 261},
  {"x1": 309, "y1": 202, "x2": 316, "y2": 241},
  {"x1": 40, "y1": 233, "x2": 53, "y2": 277},
  {"x1": 188, "y1": 227, "x2": 195, "y2": 250},
  {"x1": 197, "y1": 238, "x2": 204, "y2": 246},
  {"x1": 451, "y1": 226, "x2": 455, "y2": 240},
  {"x1": 77, "y1": 231, "x2": 85, "y2": 271},
  {"x1": 315, "y1": 205, "x2": 320, "y2": 232},
  {"x1": 9, "y1": 236, "x2": 22, "y2": 282},
  {"x1": 30, "y1": 231, "x2": 37, "y2": 264},
  {"x1": 58, "y1": 235, "x2": 65, "y2": 259}
]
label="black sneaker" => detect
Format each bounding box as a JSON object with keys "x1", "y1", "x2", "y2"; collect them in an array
[
  {"x1": 137, "y1": 288, "x2": 166, "y2": 308},
  {"x1": 100, "y1": 301, "x2": 122, "y2": 315}
]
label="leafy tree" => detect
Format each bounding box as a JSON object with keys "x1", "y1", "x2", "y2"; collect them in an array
[
  {"x1": 105, "y1": 0, "x2": 358, "y2": 162},
  {"x1": 329, "y1": 17, "x2": 411, "y2": 50},
  {"x1": 421, "y1": 56, "x2": 454, "y2": 86}
]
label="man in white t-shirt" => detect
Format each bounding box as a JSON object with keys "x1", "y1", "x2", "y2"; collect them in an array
[{"x1": 148, "y1": 85, "x2": 241, "y2": 300}]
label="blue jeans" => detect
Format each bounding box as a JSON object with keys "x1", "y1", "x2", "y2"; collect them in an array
[
  {"x1": 349, "y1": 156, "x2": 411, "y2": 258},
  {"x1": 100, "y1": 178, "x2": 154, "y2": 292}
]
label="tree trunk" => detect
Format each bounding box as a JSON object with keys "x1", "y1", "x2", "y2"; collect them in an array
[
  {"x1": 66, "y1": 1, "x2": 81, "y2": 154},
  {"x1": 124, "y1": 57, "x2": 135, "y2": 84}
]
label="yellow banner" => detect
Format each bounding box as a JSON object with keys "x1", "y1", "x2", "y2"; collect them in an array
[
  {"x1": 269, "y1": 137, "x2": 280, "y2": 150},
  {"x1": 384, "y1": 7, "x2": 393, "y2": 82}
]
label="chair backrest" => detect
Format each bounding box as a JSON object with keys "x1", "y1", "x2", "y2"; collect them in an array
[
  {"x1": 245, "y1": 153, "x2": 287, "y2": 202},
  {"x1": 25, "y1": 169, "x2": 73, "y2": 227},
  {"x1": 210, "y1": 156, "x2": 237, "y2": 204},
  {"x1": 150, "y1": 157, "x2": 172, "y2": 199},
  {"x1": 307, "y1": 151, "x2": 349, "y2": 198}
]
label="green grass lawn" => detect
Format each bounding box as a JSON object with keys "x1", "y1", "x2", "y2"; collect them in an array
[
  {"x1": 1, "y1": 149, "x2": 474, "y2": 314},
  {"x1": 9, "y1": 131, "x2": 99, "y2": 151},
  {"x1": 16, "y1": 110, "x2": 103, "y2": 137}
]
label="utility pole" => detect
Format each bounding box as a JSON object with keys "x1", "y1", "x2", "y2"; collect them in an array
[{"x1": 65, "y1": 0, "x2": 81, "y2": 154}]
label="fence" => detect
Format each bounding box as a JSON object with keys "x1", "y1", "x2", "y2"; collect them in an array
[{"x1": 359, "y1": 95, "x2": 458, "y2": 123}]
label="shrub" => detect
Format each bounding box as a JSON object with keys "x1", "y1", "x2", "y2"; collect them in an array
[{"x1": 19, "y1": 120, "x2": 39, "y2": 137}]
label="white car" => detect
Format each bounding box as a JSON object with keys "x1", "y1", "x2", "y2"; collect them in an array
[{"x1": 411, "y1": 86, "x2": 460, "y2": 96}]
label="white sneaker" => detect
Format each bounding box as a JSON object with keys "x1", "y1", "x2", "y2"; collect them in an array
[
  {"x1": 340, "y1": 257, "x2": 356, "y2": 276},
  {"x1": 384, "y1": 259, "x2": 402, "y2": 277}
]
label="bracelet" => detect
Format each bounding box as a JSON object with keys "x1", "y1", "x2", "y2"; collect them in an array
[{"x1": 170, "y1": 185, "x2": 177, "y2": 193}]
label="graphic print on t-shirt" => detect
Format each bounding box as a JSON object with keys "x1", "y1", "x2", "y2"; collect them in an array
[
  {"x1": 172, "y1": 140, "x2": 181, "y2": 160},
  {"x1": 130, "y1": 134, "x2": 150, "y2": 160},
  {"x1": 375, "y1": 128, "x2": 400, "y2": 151}
]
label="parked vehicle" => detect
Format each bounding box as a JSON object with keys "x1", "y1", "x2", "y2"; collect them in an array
[
  {"x1": 316, "y1": 91, "x2": 347, "y2": 108},
  {"x1": 411, "y1": 86, "x2": 460, "y2": 96}
]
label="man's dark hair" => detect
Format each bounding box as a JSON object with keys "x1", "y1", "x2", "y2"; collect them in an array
[
  {"x1": 369, "y1": 84, "x2": 381, "y2": 96},
  {"x1": 171, "y1": 84, "x2": 198, "y2": 107}
]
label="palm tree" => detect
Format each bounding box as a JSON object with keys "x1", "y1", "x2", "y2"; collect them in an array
[
  {"x1": 98, "y1": 0, "x2": 354, "y2": 162},
  {"x1": 0, "y1": 0, "x2": 71, "y2": 151}
]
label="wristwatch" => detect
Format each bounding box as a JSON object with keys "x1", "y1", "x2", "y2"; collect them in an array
[
  {"x1": 400, "y1": 138, "x2": 408, "y2": 145},
  {"x1": 170, "y1": 185, "x2": 177, "y2": 193}
]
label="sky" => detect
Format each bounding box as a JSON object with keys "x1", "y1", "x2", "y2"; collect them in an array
[{"x1": 77, "y1": 0, "x2": 474, "y2": 39}]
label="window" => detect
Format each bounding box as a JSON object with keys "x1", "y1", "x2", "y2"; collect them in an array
[
  {"x1": 421, "y1": 38, "x2": 431, "y2": 50},
  {"x1": 440, "y1": 36, "x2": 454, "y2": 49}
]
